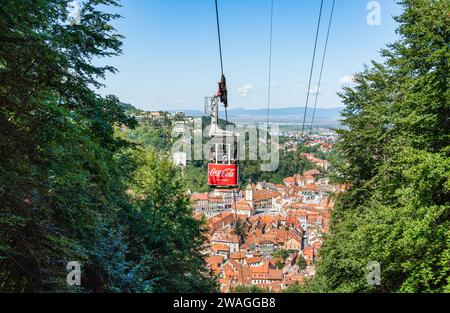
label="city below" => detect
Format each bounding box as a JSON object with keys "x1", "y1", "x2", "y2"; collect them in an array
[{"x1": 190, "y1": 136, "x2": 341, "y2": 292}]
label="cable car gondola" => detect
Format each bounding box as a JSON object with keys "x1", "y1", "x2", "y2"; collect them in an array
[
  {"x1": 206, "y1": 88, "x2": 239, "y2": 189},
  {"x1": 206, "y1": 1, "x2": 240, "y2": 190}
]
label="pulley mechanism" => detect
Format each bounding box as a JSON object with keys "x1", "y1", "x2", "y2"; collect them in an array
[{"x1": 217, "y1": 74, "x2": 228, "y2": 108}]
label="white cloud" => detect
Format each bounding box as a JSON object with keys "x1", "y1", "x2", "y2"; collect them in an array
[
  {"x1": 337, "y1": 75, "x2": 356, "y2": 86},
  {"x1": 238, "y1": 84, "x2": 254, "y2": 97}
]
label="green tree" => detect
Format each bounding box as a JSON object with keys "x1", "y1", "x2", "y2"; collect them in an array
[
  {"x1": 183, "y1": 162, "x2": 209, "y2": 193},
  {"x1": 121, "y1": 149, "x2": 217, "y2": 293},
  {"x1": 234, "y1": 218, "x2": 247, "y2": 243},
  {"x1": 0, "y1": 0, "x2": 138, "y2": 292},
  {"x1": 297, "y1": 255, "x2": 307, "y2": 271},
  {"x1": 275, "y1": 260, "x2": 284, "y2": 270},
  {"x1": 272, "y1": 249, "x2": 290, "y2": 261},
  {"x1": 0, "y1": 0, "x2": 216, "y2": 293},
  {"x1": 311, "y1": 0, "x2": 450, "y2": 293}
]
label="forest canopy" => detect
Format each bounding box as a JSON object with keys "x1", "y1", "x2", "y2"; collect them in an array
[
  {"x1": 305, "y1": 0, "x2": 450, "y2": 293},
  {"x1": 0, "y1": 0, "x2": 216, "y2": 292}
]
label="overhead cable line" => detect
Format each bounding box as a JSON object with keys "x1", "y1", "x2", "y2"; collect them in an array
[
  {"x1": 300, "y1": 0, "x2": 324, "y2": 137},
  {"x1": 213, "y1": 0, "x2": 238, "y2": 211},
  {"x1": 214, "y1": 0, "x2": 229, "y2": 124},
  {"x1": 266, "y1": 0, "x2": 274, "y2": 128},
  {"x1": 296, "y1": 0, "x2": 325, "y2": 176},
  {"x1": 215, "y1": 0, "x2": 224, "y2": 76},
  {"x1": 310, "y1": 0, "x2": 336, "y2": 131}
]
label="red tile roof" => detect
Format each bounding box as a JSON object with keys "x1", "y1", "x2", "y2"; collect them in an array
[{"x1": 212, "y1": 244, "x2": 230, "y2": 252}]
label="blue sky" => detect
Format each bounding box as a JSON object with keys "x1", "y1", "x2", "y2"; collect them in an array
[{"x1": 96, "y1": 0, "x2": 402, "y2": 111}]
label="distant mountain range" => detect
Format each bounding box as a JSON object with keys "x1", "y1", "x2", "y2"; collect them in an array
[
  {"x1": 119, "y1": 101, "x2": 343, "y2": 126},
  {"x1": 181, "y1": 107, "x2": 344, "y2": 125}
]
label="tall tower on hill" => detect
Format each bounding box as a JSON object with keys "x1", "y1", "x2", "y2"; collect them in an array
[{"x1": 245, "y1": 183, "x2": 254, "y2": 210}]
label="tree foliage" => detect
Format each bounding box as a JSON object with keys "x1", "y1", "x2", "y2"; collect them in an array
[
  {"x1": 272, "y1": 249, "x2": 290, "y2": 261},
  {"x1": 311, "y1": 0, "x2": 450, "y2": 293},
  {"x1": 0, "y1": 0, "x2": 215, "y2": 292},
  {"x1": 297, "y1": 255, "x2": 307, "y2": 271}
]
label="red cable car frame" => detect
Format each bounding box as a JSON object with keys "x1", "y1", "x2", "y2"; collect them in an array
[
  {"x1": 208, "y1": 142, "x2": 239, "y2": 189},
  {"x1": 205, "y1": 95, "x2": 240, "y2": 189}
]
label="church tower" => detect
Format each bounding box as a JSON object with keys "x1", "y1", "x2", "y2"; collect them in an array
[{"x1": 245, "y1": 182, "x2": 254, "y2": 210}]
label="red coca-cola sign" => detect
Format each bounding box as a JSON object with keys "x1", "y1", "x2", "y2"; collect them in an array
[{"x1": 208, "y1": 163, "x2": 238, "y2": 187}]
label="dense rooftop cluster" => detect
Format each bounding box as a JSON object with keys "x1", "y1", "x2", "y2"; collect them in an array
[{"x1": 191, "y1": 139, "x2": 346, "y2": 292}]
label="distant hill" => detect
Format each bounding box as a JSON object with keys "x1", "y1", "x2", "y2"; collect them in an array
[
  {"x1": 176, "y1": 107, "x2": 343, "y2": 125},
  {"x1": 119, "y1": 102, "x2": 139, "y2": 112},
  {"x1": 121, "y1": 103, "x2": 343, "y2": 126}
]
